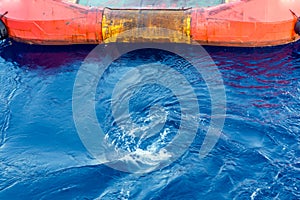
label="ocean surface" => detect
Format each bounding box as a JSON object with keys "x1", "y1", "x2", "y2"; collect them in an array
[{"x1": 0, "y1": 39, "x2": 300, "y2": 199}]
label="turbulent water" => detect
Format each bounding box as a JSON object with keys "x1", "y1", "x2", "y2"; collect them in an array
[{"x1": 0, "y1": 40, "x2": 300, "y2": 199}]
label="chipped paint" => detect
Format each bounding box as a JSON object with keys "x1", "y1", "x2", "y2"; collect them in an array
[
  {"x1": 102, "y1": 8, "x2": 192, "y2": 43},
  {"x1": 0, "y1": 0, "x2": 299, "y2": 47}
]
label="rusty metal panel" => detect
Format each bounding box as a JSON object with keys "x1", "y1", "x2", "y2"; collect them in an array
[{"x1": 102, "y1": 8, "x2": 191, "y2": 43}]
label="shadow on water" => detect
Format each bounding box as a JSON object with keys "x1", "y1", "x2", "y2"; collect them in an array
[
  {"x1": 0, "y1": 40, "x2": 96, "y2": 70},
  {"x1": 0, "y1": 39, "x2": 300, "y2": 71}
]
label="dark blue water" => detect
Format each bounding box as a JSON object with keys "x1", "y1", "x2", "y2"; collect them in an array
[{"x1": 0, "y1": 40, "x2": 300, "y2": 199}]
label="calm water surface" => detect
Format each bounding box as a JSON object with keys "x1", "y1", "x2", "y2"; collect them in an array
[{"x1": 0, "y1": 40, "x2": 300, "y2": 199}]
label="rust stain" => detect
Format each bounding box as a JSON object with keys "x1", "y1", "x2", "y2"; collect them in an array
[{"x1": 102, "y1": 8, "x2": 192, "y2": 43}]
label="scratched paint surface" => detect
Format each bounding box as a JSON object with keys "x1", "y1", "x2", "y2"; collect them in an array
[{"x1": 102, "y1": 9, "x2": 191, "y2": 43}]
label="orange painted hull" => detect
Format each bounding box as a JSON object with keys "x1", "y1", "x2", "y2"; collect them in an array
[{"x1": 0, "y1": 0, "x2": 299, "y2": 47}]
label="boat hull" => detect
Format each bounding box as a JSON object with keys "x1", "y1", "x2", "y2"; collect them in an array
[{"x1": 0, "y1": 0, "x2": 299, "y2": 47}]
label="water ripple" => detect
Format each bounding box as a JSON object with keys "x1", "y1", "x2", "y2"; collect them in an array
[{"x1": 0, "y1": 40, "x2": 300, "y2": 199}]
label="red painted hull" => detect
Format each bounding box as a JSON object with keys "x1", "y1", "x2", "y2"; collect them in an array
[{"x1": 0, "y1": 0, "x2": 299, "y2": 47}]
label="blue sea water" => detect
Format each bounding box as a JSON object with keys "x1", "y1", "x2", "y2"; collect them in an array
[{"x1": 0, "y1": 40, "x2": 300, "y2": 199}]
